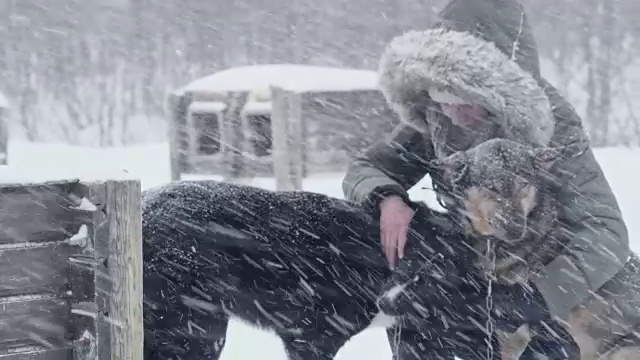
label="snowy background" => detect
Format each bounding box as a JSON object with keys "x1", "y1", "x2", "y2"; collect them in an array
[{"x1": 2, "y1": 0, "x2": 640, "y2": 147}]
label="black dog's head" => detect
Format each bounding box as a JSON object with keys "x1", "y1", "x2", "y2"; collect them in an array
[{"x1": 375, "y1": 204, "x2": 485, "y2": 325}]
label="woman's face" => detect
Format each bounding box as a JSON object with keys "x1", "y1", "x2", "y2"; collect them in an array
[
  {"x1": 440, "y1": 103, "x2": 490, "y2": 128},
  {"x1": 427, "y1": 88, "x2": 490, "y2": 128}
]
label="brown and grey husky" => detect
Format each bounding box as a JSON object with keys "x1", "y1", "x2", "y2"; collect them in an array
[{"x1": 433, "y1": 138, "x2": 640, "y2": 360}]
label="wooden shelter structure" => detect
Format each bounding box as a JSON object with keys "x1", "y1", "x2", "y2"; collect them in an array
[{"x1": 165, "y1": 64, "x2": 399, "y2": 188}]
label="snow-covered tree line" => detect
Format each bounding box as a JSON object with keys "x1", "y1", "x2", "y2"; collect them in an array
[{"x1": 0, "y1": 0, "x2": 638, "y2": 146}]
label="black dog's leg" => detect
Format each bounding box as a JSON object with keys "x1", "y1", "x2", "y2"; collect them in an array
[
  {"x1": 520, "y1": 321, "x2": 580, "y2": 360},
  {"x1": 386, "y1": 315, "x2": 497, "y2": 360},
  {"x1": 281, "y1": 334, "x2": 344, "y2": 360},
  {"x1": 143, "y1": 271, "x2": 229, "y2": 360},
  {"x1": 144, "y1": 330, "x2": 227, "y2": 360},
  {"x1": 386, "y1": 325, "x2": 483, "y2": 360}
]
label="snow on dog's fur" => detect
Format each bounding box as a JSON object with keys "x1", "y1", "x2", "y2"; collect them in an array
[
  {"x1": 142, "y1": 180, "x2": 479, "y2": 359},
  {"x1": 433, "y1": 138, "x2": 640, "y2": 360},
  {"x1": 433, "y1": 138, "x2": 578, "y2": 285}
]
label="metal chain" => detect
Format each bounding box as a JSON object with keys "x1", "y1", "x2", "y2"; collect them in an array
[
  {"x1": 484, "y1": 239, "x2": 497, "y2": 360},
  {"x1": 391, "y1": 319, "x2": 403, "y2": 359}
]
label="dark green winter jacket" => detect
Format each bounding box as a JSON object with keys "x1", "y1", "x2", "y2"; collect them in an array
[{"x1": 342, "y1": 0, "x2": 630, "y2": 320}]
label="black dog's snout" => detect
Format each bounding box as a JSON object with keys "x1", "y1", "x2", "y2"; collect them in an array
[{"x1": 376, "y1": 259, "x2": 426, "y2": 315}]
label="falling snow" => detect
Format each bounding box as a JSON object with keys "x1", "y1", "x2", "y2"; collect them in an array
[{"x1": 2, "y1": 1, "x2": 640, "y2": 359}]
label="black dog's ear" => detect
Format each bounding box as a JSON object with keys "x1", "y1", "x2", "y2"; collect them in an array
[{"x1": 409, "y1": 200, "x2": 429, "y2": 214}]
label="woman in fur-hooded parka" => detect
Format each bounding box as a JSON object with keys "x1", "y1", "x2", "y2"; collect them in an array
[{"x1": 342, "y1": 0, "x2": 630, "y2": 356}]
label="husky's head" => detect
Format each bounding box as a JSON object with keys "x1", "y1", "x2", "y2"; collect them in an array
[
  {"x1": 432, "y1": 138, "x2": 586, "y2": 283},
  {"x1": 434, "y1": 138, "x2": 582, "y2": 244},
  {"x1": 375, "y1": 138, "x2": 587, "y2": 318}
]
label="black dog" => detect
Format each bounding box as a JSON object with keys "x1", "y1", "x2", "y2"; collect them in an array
[{"x1": 142, "y1": 180, "x2": 490, "y2": 360}]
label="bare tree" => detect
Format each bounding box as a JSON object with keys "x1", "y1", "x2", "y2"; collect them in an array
[{"x1": 2, "y1": 0, "x2": 639, "y2": 146}]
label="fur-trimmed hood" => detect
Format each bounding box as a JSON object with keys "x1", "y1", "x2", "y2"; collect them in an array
[{"x1": 378, "y1": 0, "x2": 555, "y2": 147}]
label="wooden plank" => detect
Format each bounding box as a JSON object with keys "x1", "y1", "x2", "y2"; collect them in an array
[
  {"x1": 167, "y1": 92, "x2": 192, "y2": 181},
  {"x1": 70, "y1": 302, "x2": 98, "y2": 360},
  {"x1": 222, "y1": 91, "x2": 248, "y2": 180},
  {"x1": 0, "y1": 181, "x2": 94, "y2": 244},
  {"x1": 69, "y1": 183, "x2": 106, "y2": 360},
  {"x1": 69, "y1": 180, "x2": 143, "y2": 360},
  {"x1": 300, "y1": 98, "x2": 309, "y2": 178},
  {"x1": 67, "y1": 254, "x2": 101, "y2": 360},
  {"x1": 287, "y1": 91, "x2": 304, "y2": 190},
  {"x1": 0, "y1": 243, "x2": 77, "y2": 297},
  {"x1": 270, "y1": 86, "x2": 296, "y2": 191},
  {"x1": 100, "y1": 180, "x2": 143, "y2": 360},
  {"x1": 0, "y1": 295, "x2": 71, "y2": 347},
  {"x1": 0, "y1": 110, "x2": 7, "y2": 165},
  {"x1": 0, "y1": 347, "x2": 70, "y2": 360},
  {"x1": 0, "y1": 339, "x2": 71, "y2": 358}
]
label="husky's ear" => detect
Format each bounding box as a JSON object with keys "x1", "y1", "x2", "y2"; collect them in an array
[
  {"x1": 530, "y1": 141, "x2": 588, "y2": 171},
  {"x1": 530, "y1": 147, "x2": 563, "y2": 171},
  {"x1": 432, "y1": 151, "x2": 468, "y2": 184}
]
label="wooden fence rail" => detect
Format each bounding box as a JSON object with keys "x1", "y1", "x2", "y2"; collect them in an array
[
  {"x1": 0, "y1": 99, "x2": 8, "y2": 165},
  {"x1": 0, "y1": 179, "x2": 143, "y2": 360}
]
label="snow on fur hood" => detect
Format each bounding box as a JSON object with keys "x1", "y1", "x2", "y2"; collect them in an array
[{"x1": 377, "y1": 0, "x2": 555, "y2": 147}]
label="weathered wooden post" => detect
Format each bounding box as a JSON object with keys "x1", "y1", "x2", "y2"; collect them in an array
[
  {"x1": 166, "y1": 91, "x2": 192, "y2": 181},
  {"x1": 287, "y1": 91, "x2": 304, "y2": 189},
  {"x1": 0, "y1": 93, "x2": 9, "y2": 165},
  {"x1": 270, "y1": 86, "x2": 304, "y2": 191},
  {"x1": 0, "y1": 178, "x2": 143, "y2": 360},
  {"x1": 222, "y1": 91, "x2": 249, "y2": 182},
  {"x1": 71, "y1": 180, "x2": 143, "y2": 360}
]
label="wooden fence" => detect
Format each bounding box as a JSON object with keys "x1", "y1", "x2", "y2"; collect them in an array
[
  {"x1": 0, "y1": 179, "x2": 143, "y2": 359},
  {"x1": 269, "y1": 85, "x2": 399, "y2": 191},
  {"x1": 0, "y1": 100, "x2": 8, "y2": 165}
]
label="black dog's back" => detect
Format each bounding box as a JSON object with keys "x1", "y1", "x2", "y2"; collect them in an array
[
  {"x1": 142, "y1": 180, "x2": 395, "y2": 358},
  {"x1": 145, "y1": 181, "x2": 366, "y2": 250},
  {"x1": 142, "y1": 180, "x2": 477, "y2": 359},
  {"x1": 142, "y1": 180, "x2": 392, "y2": 281}
]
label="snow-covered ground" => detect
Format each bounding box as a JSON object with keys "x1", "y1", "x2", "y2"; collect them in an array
[{"x1": 4, "y1": 140, "x2": 639, "y2": 359}]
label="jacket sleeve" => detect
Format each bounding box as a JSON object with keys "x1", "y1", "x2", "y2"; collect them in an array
[
  {"x1": 341, "y1": 121, "x2": 435, "y2": 211},
  {"x1": 531, "y1": 83, "x2": 630, "y2": 320}
]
